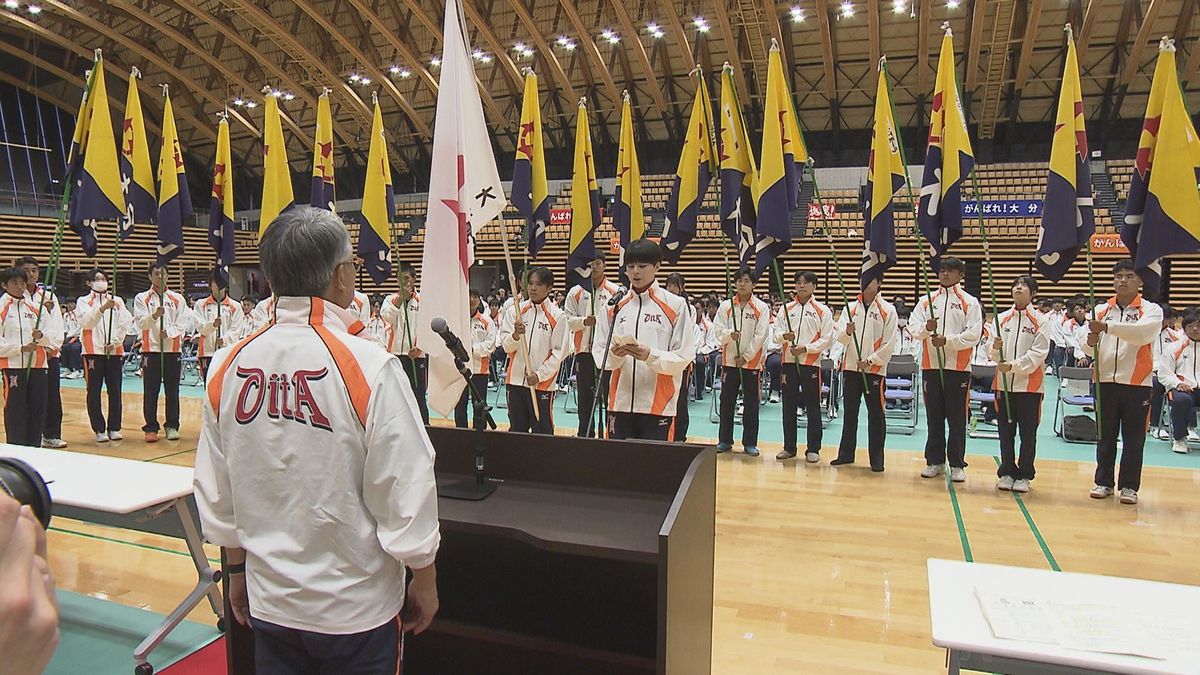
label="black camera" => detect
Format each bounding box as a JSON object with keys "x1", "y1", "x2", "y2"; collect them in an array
[{"x1": 0, "y1": 457, "x2": 52, "y2": 528}]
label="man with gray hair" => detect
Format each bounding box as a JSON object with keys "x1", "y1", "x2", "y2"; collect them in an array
[{"x1": 193, "y1": 207, "x2": 441, "y2": 674}]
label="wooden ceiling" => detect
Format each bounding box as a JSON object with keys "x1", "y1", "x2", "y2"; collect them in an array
[{"x1": 1, "y1": 0, "x2": 1197, "y2": 184}]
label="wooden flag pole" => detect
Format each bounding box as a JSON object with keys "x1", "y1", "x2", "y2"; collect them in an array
[
  {"x1": 881, "y1": 56, "x2": 945, "y2": 388},
  {"x1": 497, "y1": 217, "x2": 541, "y2": 421}
]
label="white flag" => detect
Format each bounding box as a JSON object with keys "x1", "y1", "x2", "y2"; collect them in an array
[{"x1": 417, "y1": 0, "x2": 507, "y2": 416}]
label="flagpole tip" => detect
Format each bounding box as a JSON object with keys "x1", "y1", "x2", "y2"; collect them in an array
[
  {"x1": 1159, "y1": 35, "x2": 1176, "y2": 52},
  {"x1": 160, "y1": 83, "x2": 169, "y2": 97},
  {"x1": 130, "y1": 66, "x2": 141, "y2": 79},
  {"x1": 1063, "y1": 23, "x2": 1074, "y2": 40},
  {"x1": 371, "y1": 90, "x2": 379, "y2": 105},
  {"x1": 93, "y1": 48, "x2": 102, "y2": 60},
  {"x1": 521, "y1": 66, "x2": 533, "y2": 76},
  {"x1": 622, "y1": 89, "x2": 630, "y2": 101},
  {"x1": 722, "y1": 61, "x2": 733, "y2": 72},
  {"x1": 770, "y1": 38, "x2": 780, "y2": 52},
  {"x1": 578, "y1": 96, "x2": 587, "y2": 108},
  {"x1": 878, "y1": 55, "x2": 887, "y2": 72},
  {"x1": 941, "y1": 21, "x2": 952, "y2": 35},
  {"x1": 260, "y1": 85, "x2": 272, "y2": 95}
]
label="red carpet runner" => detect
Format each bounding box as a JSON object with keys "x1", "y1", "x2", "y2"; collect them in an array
[{"x1": 159, "y1": 636, "x2": 226, "y2": 675}]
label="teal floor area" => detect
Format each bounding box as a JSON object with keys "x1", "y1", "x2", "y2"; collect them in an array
[
  {"x1": 66, "y1": 372, "x2": 1200, "y2": 469},
  {"x1": 49, "y1": 590, "x2": 220, "y2": 675}
]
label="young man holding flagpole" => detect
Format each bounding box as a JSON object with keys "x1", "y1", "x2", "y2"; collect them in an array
[
  {"x1": 134, "y1": 264, "x2": 190, "y2": 443},
  {"x1": 773, "y1": 270, "x2": 833, "y2": 462},
  {"x1": 830, "y1": 277, "x2": 897, "y2": 472},
  {"x1": 714, "y1": 269, "x2": 770, "y2": 456},
  {"x1": 564, "y1": 253, "x2": 619, "y2": 436}
]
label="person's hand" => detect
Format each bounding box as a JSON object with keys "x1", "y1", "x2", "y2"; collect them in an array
[
  {"x1": 735, "y1": 356, "x2": 746, "y2": 367},
  {"x1": 925, "y1": 319, "x2": 938, "y2": 332},
  {"x1": 931, "y1": 335, "x2": 947, "y2": 348},
  {"x1": 1088, "y1": 320, "x2": 1108, "y2": 335},
  {"x1": 0, "y1": 497, "x2": 60, "y2": 675},
  {"x1": 997, "y1": 362, "x2": 1013, "y2": 374},
  {"x1": 1178, "y1": 383, "x2": 1194, "y2": 393},
  {"x1": 992, "y1": 337, "x2": 1003, "y2": 351},
  {"x1": 20, "y1": 344, "x2": 36, "y2": 354},
  {"x1": 782, "y1": 332, "x2": 795, "y2": 343},
  {"x1": 1086, "y1": 333, "x2": 1099, "y2": 348},
  {"x1": 790, "y1": 346, "x2": 805, "y2": 358},
  {"x1": 730, "y1": 330, "x2": 741, "y2": 342},
  {"x1": 407, "y1": 348, "x2": 422, "y2": 359},
  {"x1": 30, "y1": 330, "x2": 42, "y2": 342},
  {"x1": 1077, "y1": 356, "x2": 1091, "y2": 368},
  {"x1": 100, "y1": 298, "x2": 115, "y2": 312},
  {"x1": 512, "y1": 320, "x2": 525, "y2": 338},
  {"x1": 524, "y1": 373, "x2": 539, "y2": 387},
  {"x1": 227, "y1": 571, "x2": 250, "y2": 627},
  {"x1": 402, "y1": 566, "x2": 439, "y2": 635},
  {"x1": 626, "y1": 343, "x2": 650, "y2": 361},
  {"x1": 42, "y1": 298, "x2": 54, "y2": 311},
  {"x1": 213, "y1": 317, "x2": 222, "y2": 329},
  {"x1": 583, "y1": 316, "x2": 596, "y2": 327},
  {"x1": 152, "y1": 307, "x2": 164, "y2": 320}
]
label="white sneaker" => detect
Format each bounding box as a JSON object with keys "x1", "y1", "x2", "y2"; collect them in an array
[
  {"x1": 95, "y1": 432, "x2": 109, "y2": 443},
  {"x1": 1155, "y1": 427, "x2": 1172, "y2": 441},
  {"x1": 1089, "y1": 485, "x2": 1114, "y2": 499},
  {"x1": 920, "y1": 464, "x2": 944, "y2": 478},
  {"x1": 108, "y1": 430, "x2": 123, "y2": 441},
  {"x1": 1045, "y1": 366, "x2": 1054, "y2": 376},
  {"x1": 1119, "y1": 488, "x2": 1138, "y2": 505},
  {"x1": 41, "y1": 438, "x2": 67, "y2": 449},
  {"x1": 1189, "y1": 430, "x2": 1200, "y2": 442},
  {"x1": 1012, "y1": 479, "x2": 1030, "y2": 493},
  {"x1": 805, "y1": 452, "x2": 819, "y2": 463},
  {"x1": 997, "y1": 475, "x2": 1015, "y2": 491},
  {"x1": 1173, "y1": 439, "x2": 1189, "y2": 454},
  {"x1": 950, "y1": 467, "x2": 966, "y2": 483},
  {"x1": 769, "y1": 393, "x2": 780, "y2": 403}
]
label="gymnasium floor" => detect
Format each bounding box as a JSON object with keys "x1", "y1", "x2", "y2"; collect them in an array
[{"x1": 20, "y1": 374, "x2": 1200, "y2": 673}]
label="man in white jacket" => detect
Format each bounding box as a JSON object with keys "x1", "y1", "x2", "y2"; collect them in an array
[
  {"x1": 0, "y1": 267, "x2": 61, "y2": 447},
  {"x1": 829, "y1": 277, "x2": 897, "y2": 472},
  {"x1": 990, "y1": 276, "x2": 1050, "y2": 493},
  {"x1": 773, "y1": 270, "x2": 834, "y2": 462},
  {"x1": 1158, "y1": 309, "x2": 1200, "y2": 455},
  {"x1": 1085, "y1": 259, "x2": 1163, "y2": 505},
  {"x1": 454, "y1": 288, "x2": 498, "y2": 429},
  {"x1": 563, "y1": 252, "x2": 621, "y2": 437},
  {"x1": 593, "y1": 239, "x2": 696, "y2": 441},
  {"x1": 134, "y1": 263, "x2": 192, "y2": 443},
  {"x1": 713, "y1": 268, "x2": 771, "y2": 456},
  {"x1": 909, "y1": 257, "x2": 983, "y2": 482},
  {"x1": 193, "y1": 272, "x2": 246, "y2": 381},
  {"x1": 194, "y1": 207, "x2": 439, "y2": 671},
  {"x1": 381, "y1": 267, "x2": 428, "y2": 423},
  {"x1": 501, "y1": 266, "x2": 567, "y2": 434}
]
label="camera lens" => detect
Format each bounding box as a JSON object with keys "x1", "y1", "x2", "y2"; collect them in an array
[{"x1": 0, "y1": 458, "x2": 52, "y2": 529}]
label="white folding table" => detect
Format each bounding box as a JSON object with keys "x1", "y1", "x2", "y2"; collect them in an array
[
  {"x1": 0, "y1": 445, "x2": 223, "y2": 675},
  {"x1": 928, "y1": 558, "x2": 1200, "y2": 674}
]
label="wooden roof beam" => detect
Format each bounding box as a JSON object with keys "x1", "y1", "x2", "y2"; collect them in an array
[
  {"x1": 868, "y1": 0, "x2": 881, "y2": 69},
  {"x1": 559, "y1": 0, "x2": 622, "y2": 106},
  {"x1": 917, "y1": 0, "x2": 932, "y2": 96},
  {"x1": 814, "y1": 0, "x2": 837, "y2": 100},
  {"x1": 711, "y1": 0, "x2": 752, "y2": 117},
  {"x1": 966, "y1": 0, "x2": 988, "y2": 90},
  {"x1": 1077, "y1": 0, "x2": 1102, "y2": 55},
  {"x1": 608, "y1": 0, "x2": 670, "y2": 120},
  {"x1": 1121, "y1": 0, "x2": 1165, "y2": 86},
  {"x1": 506, "y1": 0, "x2": 579, "y2": 103},
  {"x1": 1014, "y1": 0, "x2": 1045, "y2": 91},
  {"x1": 655, "y1": 0, "x2": 694, "y2": 71},
  {"x1": 461, "y1": 0, "x2": 524, "y2": 94}
]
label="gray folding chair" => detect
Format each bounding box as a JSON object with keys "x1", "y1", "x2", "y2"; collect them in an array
[
  {"x1": 1053, "y1": 366, "x2": 1096, "y2": 444},
  {"x1": 885, "y1": 355, "x2": 919, "y2": 434},
  {"x1": 968, "y1": 364, "x2": 999, "y2": 439}
]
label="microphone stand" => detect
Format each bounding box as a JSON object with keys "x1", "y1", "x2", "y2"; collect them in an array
[
  {"x1": 586, "y1": 292, "x2": 623, "y2": 438},
  {"x1": 438, "y1": 352, "x2": 498, "y2": 501}
]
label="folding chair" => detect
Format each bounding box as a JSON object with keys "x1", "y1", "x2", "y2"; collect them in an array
[
  {"x1": 968, "y1": 364, "x2": 999, "y2": 439},
  {"x1": 1053, "y1": 366, "x2": 1096, "y2": 443},
  {"x1": 820, "y1": 358, "x2": 839, "y2": 420},
  {"x1": 882, "y1": 355, "x2": 919, "y2": 434}
]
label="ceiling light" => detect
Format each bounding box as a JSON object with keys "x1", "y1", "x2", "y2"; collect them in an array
[
  {"x1": 430, "y1": 57, "x2": 441, "y2": 67},
  {"x1": 3, "y1": 1, "x2": 19, "y2": 9},
  {"x1": 646, "y1": 22, "x2": 659, "y2": 33},
  {"x1": 651, "y1": 27, "x2": 664, "y2": 38},
  {"x1": 360, "y1": 76, "x2": 371, "y2": 85},
  {"x1": 244, "y1": 100, "x2": 258, "y2": 109},
  {"x1": 947, "y1": 0, "x2": 959, "y2": 7},
  {"x1": 232, "y1": 97, "x2": 244, "y2": 107},
  {"x1": 27, "y1": 3, "x2": 41, "y2": 13},
  {"x1": 282, "y1": 92, "x2": 295, "y2": 101},
  {"x1": 471, "y1": 48, "x2": 483, "y2": 60},
  {"x1": 388, "y1": 64, "x2": 401, "y2": 75},
  {"x1": 349, "y1": 73, "x2": 361, "y2": 83},
  {"x1": 693, "y1": 17, "x2": 709, "y2": 33},
  {"x1": 893, "y1": 0, "x2": 906, "y2": 13},
  {"x1": 840, "y1": 1, "x2": 854, "y2": 17},
  {"x1": 790, "y1": 6, "x2": 805, "y2": 22},
  {"x1": 480, "y1": 54, "x2": 492, "y2": 63},
  {"x1": 398, "y1": 67, "x2": 411, "y2": 78},
  {"x1": 514, "y1": 41, "x2": 527, "y2": 52}
]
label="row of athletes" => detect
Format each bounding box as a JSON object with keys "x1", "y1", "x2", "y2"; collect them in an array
[{"x1": 456, "y1": 242, "x2": 1183, "y2": 506}]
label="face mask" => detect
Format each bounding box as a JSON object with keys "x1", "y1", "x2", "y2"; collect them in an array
[{"x1": 91, "y1": 280, "x2": 108, "y2": 293}]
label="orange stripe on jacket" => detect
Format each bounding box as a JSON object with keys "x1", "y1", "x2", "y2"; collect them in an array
[
  {"x1": 649, "y1": 372, "x2": 677, "y2": 415},
  {"x1": 309, "y1": 297, "x2": 372, "y2": 427},
  {"x1": 1131, "y1": 344, "x2": 1155, "y2": 386}
]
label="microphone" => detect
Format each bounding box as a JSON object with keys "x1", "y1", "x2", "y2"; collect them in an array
[
  {"x1": 607, "y1": 286, "x2": 629, "y2": 306},
  {"x1": 430, "y1": 317, "x2": 470, "y2": 364}
]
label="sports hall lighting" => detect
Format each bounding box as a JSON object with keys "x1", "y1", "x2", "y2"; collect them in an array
[
  {"x1": 244, "y1": 100, "x2": 258, "y2": 109},
  {"x1": 556, "y1": 35, "x2": 577, "y2": 51},
  {"x1": 398, "y1": 67, "x2": 411, "y2": 78},
  {"x1": 282, "y1": 92, "x2": 295, "y2": 101},
  {"x1": 3, "y1": 1, "x2": 19, "y2": 10},
  {"x1": 790, "y1": 6, "x2": 805, "y2": 22},
  {"x1": 471, "y1": 48, "x2": 483, "y2": 60},
  {"x1": 893, "y1": 0, "x2": 906, "y2": 13},
  {"x1": 692, "y1": 17, "x2": 709, "y2": 33},
  {"x1": 646, "y1": 22, "x2": 665, "y2": 39},
  {"x1": 27, "y1": 3, "x2": 40, "y2": 13},
  {"x1": 947, "y1": 0, "x2": 959, "y2": 7},
  {"x1": 431, "y1": 57, "x2": 441, "y2": 67},
  {"x1": 232, "y1": 97, "x2": 244, "y2": 107},
  {"x1": 349, "y1": 72, "x2": 361, "y2": 83},
  {"x1": 389, "y1": 64, "x2": 401, "y2": 75},
  {"x1": 360, "y1": 76, "x2": 371, "y2": 85},
  {"x1": 840, "y1": 1, "x2": 854, "y2": 18}
]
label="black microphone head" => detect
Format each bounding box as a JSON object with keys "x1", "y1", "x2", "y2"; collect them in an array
[{"x1": 431, "y1": 316, "x2": 449, "y2": 334}]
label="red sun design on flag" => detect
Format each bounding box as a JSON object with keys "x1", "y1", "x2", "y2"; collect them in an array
[
  {"x1": 211, "y1": 163, "x2": 226, "y2": 200},
  {"x1": 517, "y1": 121, "x2": 534, "y2": 159},
  {"x1": 440, "y1": 155, "x2": 469, "y2": 278},
  {"x1": 122, "y1": 118, "x2": 134, "y2": 157}
]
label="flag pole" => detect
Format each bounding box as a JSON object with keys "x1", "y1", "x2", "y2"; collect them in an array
[
  {"x1": 1085, "y1": 245, "x2": 1103, "y2": 439},
  {"x1": 881, "y1": 56, "x2": 945, "y2": 388},
  {"x1": 496, "y1": 213, "x2": 541, "y2": 421},
  {"x1": 771, "y1": 260, "x2": 795, "y2": 359},
  {"x1": 720, "y1": 236, "x2": 744, "y2": 389},
  {"x1": 808, "y1": 161, "x2": 869, "y2": 389},
  {"x1": 157, "y1": 84, "x2": 169, "y2": 374},
  {"x1": 389, "y1": 219, "x2": 418, "y2": 386}
]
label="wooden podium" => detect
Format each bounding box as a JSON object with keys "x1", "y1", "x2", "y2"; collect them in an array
[{"x1": 225, "y1": 428, "x2": 716, "y2": 675}]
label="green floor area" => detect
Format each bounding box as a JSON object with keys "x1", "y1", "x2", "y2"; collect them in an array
[
  {"x1": 69, "y1": 373, "x2": 1200, "y2": 469},
  {"x1": 49, "y1": 590, "x2": 220, "y2": 675}
]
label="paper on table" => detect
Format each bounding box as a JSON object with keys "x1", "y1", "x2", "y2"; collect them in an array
[{"x1": 975, "y1": 590, "x2": 1060, "y2": 645}]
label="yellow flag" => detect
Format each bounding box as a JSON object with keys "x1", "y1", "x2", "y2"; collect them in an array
[
  {"x1": 614, "y1": 92, "x2": 644, "y2": 247},
  {"x1": 259, "y1": 93, "x2": 294, "y2": 236}
]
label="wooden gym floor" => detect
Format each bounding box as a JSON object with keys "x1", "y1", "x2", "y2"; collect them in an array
[{"x1": 21, "y1": 386, "x2": 1200, "y2": 673}]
